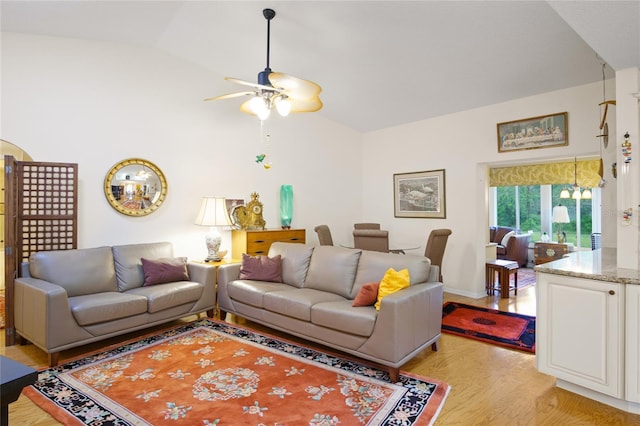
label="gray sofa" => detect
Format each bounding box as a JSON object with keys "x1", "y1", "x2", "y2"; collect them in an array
[
  {"x1": 14, "y1": 242, "x2": 216, "y2": 366},
  {"x1": 217, "y1": 242, "x2": 443, "y2": 381}
]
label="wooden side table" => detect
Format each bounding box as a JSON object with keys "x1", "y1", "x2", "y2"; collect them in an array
[
  {"x1": 1, "y1": 355, "x2": 37, "y2": 425},
  {"x1": 486, "y1": 259, "x2": 519, "y2": 298},
  {"x1": 193, "y1": 258, "x2": 241, "y2": 317}
]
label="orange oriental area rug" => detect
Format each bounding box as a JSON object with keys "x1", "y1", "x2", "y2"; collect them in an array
[{"x1": 25, "y1": 319, "x2": 450, "y2": 425}]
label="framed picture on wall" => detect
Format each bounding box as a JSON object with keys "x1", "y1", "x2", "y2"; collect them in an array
[
  {"x1": 497, "y1": 112, "x2": 568, "y2": 153},
  {"x1": 393, "y1": 169, "x2": 446, "y2": 218},
  {"x1": 225, "y1": 198, "x2": 245, "y2": 229}
]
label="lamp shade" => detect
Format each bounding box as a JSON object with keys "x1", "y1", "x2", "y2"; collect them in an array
[
  {"x1": 194, "y1": 197, "x2": 232, "y2": 227},
  {"x1": 552, "y1": 205, "x2": 570, "y2": 224}
]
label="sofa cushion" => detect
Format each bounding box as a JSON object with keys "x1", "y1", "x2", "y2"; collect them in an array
[
  {"x1": 304, "y1": 246, "x2": 361, "y2": 298},
  {"x1": 351, "y1": 251, "x2": 430, "y2": 299},
  {"x1": 375, "y1": 268, "x2": 410, "y2": 310},
  {"x1": 268, "y1": 242, "x2": 314, "y2": 287},
  {"x1": 28, "y1": 246, "x2": 118, "y2": 297},
  {"x1": 239, "y1": 254, "x2": 282, "y2": 282},
  {"x1": 352, "y1": 282, "x2": 380, "y2": 307},
  {"x1": 112, "y1": 242, "x2": 174, "y2": 291},
  {"x1": 312, "y1": 300, "x2": 377, "y2": 337},
  {"x1": 263, "y1": 288, "x2": 345, "y2": 321},
  {"x1": 69, "y1": 292, "x2": 148, "y2": 326},
  {"x1": 126, "y1": 281, "x2": 203, "y2": 313},
  {"x1": 141, "y1": 257, "x2": 189, "y2": 286},
  {"x1": 227, "y1": 280, "x2": 294, "y2": 308}
]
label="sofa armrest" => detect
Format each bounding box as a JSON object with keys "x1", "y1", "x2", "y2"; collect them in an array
[
  {"x1": 186, "y1": 262, "x2": 217, "y2": 287},
  {"x1": 217, "y1": 263, "x2": 242, "y2": 312},
  {"x1": 358, "y1": 281, "x2": 443, "y2": 365},
  {"x1": 14, "y1": 277, "x2": 93, "y2": 352}
]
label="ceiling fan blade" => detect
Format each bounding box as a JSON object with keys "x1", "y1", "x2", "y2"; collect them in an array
[
  {"x1": 204, "y1": 91, "x2": 255, "y2": 101},
  {"x1": 268, "y1": 72, "x2": 322, "y2": 100},
  {"x1": 286, "y1": 96, "x2": 324, "y2": 113},
  {"x1": 225, "y1": 76, "x2": 281, "y2": 93}
]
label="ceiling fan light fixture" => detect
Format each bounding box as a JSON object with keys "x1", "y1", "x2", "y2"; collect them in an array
[
  {"x1": 560, "y1": 188, "x2": 571, "y2": 199},
  {"x1": 582, "y1": 188, "x2": 592, "y2": 199},
  {"x1": 206, "y1": 8, "x2": 322, "y2": 119},
  {"x1": 250, "y1": 96, "x2": 271, "y2": 120},
  {"x1": 275, "y1": 96, "x2": 291, "y2": 116}
]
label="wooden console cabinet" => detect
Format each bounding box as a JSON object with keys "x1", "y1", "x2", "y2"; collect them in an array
[
  {"x1": 533, "y1": 242, "x2": 569, "y2": 265},
  {"x1": 232, "y1": 229, "x2": 306, "y2": 258}
]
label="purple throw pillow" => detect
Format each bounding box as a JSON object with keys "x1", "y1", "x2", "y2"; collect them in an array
[
  {"x1": 239, "y1": 253, "x2": 282, "y2": 282},
  {"x1": 141, "y1": 257, "x2": 190, "y2": 286}
]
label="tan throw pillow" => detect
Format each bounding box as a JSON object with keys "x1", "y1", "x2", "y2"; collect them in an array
[
  {"x1": 352, "y1": 282, "x2": 380, "y2": 307},
  {"x1": 239, "y1": 253, "x2": 282, "y2": 282},
  {"x1": 141, "y1": 257, "x2": 189, "y2": 286}
]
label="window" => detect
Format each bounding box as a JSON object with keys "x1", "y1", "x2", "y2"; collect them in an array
[{"x1": 491, "y1": 185, "x2": 599, "y2": 248}]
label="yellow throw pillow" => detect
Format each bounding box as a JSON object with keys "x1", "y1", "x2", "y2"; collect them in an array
[{"x1": 375, "y1": 268, "x2": 410, "y2": 311}]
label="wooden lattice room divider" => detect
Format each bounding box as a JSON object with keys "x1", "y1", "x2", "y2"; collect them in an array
[{"x1": 4, "y1": 156, "x2": 78, "y2": 345}]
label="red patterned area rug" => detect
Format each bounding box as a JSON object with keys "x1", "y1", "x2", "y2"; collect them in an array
[
  {"x1": 517, "y1": 267, "x2": 536, "y2": 289},
  {"x1": 25, "y1": 318, "x2": 450, "y2": 425},
  {"x1": 441, "y1": 302, "x2": 536, "y2": 353}
]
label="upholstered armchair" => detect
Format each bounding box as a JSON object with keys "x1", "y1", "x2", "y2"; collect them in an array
[{"x1": 490, "y1": 226, "x2": 530, "y2": 267}]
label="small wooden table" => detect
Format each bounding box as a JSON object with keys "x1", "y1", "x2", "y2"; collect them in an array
[
  {"x1": 486, "y1": 259, "x2": 519, "y2": 298},
  {"x1": 0, "y1": 356, "x2": 38, "y2": 425}
]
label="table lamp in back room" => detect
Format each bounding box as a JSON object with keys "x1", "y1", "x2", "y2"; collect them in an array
[{"x1": 552, "y1": 205, "x2": 570, "y2": 244}]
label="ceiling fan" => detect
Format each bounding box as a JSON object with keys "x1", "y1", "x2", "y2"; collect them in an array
[{"x1": 205, "y1": 8, "x2": 322, "y2": 120}]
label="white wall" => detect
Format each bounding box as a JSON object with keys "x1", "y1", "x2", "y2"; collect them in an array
[
  {"x1": 362, "y1": 81, "x2": 616, "y2": 297},
  {"x1": 0, "y1": 33, "x2": 363, "y2": 260},
  {"x1": 1, "y1": 32, "x2": 622, "y2": 297}
]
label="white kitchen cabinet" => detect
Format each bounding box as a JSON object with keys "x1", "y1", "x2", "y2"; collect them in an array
[
  {"x1": 626, "y1": 285, "x2": 640, "y2": 403},
  {"x1": 536, "y1": 272, "x2": 625, "y2": 398}
]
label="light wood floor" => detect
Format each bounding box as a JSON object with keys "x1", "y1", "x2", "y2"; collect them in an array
[{"x1": 3, "y1": 282, "x2": 640, "y2": 425}]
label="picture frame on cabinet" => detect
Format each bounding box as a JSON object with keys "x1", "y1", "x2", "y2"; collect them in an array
[
  {"x1": 497, "y1": 112, "x2": 568, "y2": 153},
  {"x1": 226, "y1": 198, "x2": 245, "y2": 229},
  {"x1": 393, "y1": 169, "x2": 446, "y2": 218}
]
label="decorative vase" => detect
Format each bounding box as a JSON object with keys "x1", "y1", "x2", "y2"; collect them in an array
[{"x1": 280, "y1": 184, "x2": 293, "y2": 229}]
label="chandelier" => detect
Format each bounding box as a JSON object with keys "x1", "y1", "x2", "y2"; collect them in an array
[{"x1": 560, "y1": 157, "x2": 591, "y2": 200}]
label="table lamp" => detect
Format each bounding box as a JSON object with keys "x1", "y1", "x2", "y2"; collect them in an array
[
  {"x1": 552, "y1": 205, "x2": 570, "y2": 243},
  {"x1": 195, "y1": 196, "x2": 232, "y2": 262}
]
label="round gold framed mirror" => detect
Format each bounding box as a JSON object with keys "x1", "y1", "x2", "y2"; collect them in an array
[{"x1": 104, "y1": 158, "x2": 167, "y2": 216}]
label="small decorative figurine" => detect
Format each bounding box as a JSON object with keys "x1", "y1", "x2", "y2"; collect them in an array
[
  {"x1": 622, "y1": 132, "x2": 632, "y2": 163},
  {"x1": 234, "y1": 192, "x2": 266, "y2": 230}
]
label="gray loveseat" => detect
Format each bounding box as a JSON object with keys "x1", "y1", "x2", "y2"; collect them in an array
[
  {"x1": 217, "y1": 242, "x2": 443, "y2": 381},
  {"x1": 14, "y1": 241, "x2": 216, "y2": 366}
]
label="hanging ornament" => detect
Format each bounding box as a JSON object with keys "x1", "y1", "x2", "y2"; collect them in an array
[
  {"x1": 622, "y1": 132, "x2": 632, "y2": 163},
  {"x1": 256, "y1": 121, "x2": 272, "y2": 170},
  {"x1": 621, "y1": 132, "x2": 632, "y2": 225}
]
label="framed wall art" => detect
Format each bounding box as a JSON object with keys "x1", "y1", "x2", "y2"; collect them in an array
[
  {"x1": 393, "y1": 169, "x2": 446, "y2": 218},
  {"x1": 225, "y1": 198, "x2": 245, "y2": 229},
  {"x1": 497, "y1": 112, "x2": 568, "y2": 153}
]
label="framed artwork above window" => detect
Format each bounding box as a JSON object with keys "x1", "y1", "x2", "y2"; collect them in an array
[{"x1": 497, "y1": 112, "x2": 568, "y2": 153}]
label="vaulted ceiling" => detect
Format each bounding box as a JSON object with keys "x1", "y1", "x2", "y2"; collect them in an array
[{"x1": 2, "y1": 1, "x2": 638, "y2": 132}]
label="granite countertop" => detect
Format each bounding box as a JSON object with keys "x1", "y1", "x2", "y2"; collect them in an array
[{"x1": 534, "y1": 248, "x2": 640, "y2": 285}]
